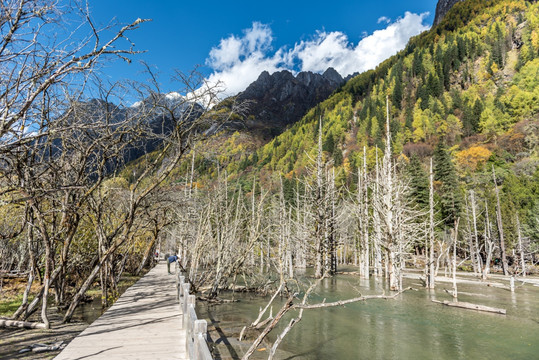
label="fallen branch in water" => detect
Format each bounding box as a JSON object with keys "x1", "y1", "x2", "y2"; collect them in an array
[
  {"x1": 267, "y1": 281, "x2": 321, "y2": 359},
  {"x1": 241, "y1": 283, "x2": 412, "y2": 360},
  {"x1": 432, "y1": 299, "x2": 506, "y2": 314},
  {"x1": 239, "y1": 282, "x2": 283, "y2": 341},
  {"x1": 241, "y1": 293, "x2": 296, "y2": 360},
  {"x1": 196, "y1": 296, "x2": 238, "y2": 304},
  {"x1": 294, "y1": 287, "x2": 413, "y2": 310}
]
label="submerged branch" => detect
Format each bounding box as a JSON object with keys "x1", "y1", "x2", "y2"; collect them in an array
[
  {"x1": 293, "y1": 287, "x2": 412, "y2": 309},
  {"x1": 242, "y1": 283, "x2": 412, "y2": 360}
]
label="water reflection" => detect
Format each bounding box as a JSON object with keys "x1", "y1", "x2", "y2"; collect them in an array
[{"x1": 197, "y1": 271, "x2": 539, "y2": 359}]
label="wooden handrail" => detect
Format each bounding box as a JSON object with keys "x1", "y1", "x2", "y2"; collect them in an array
[{"x1": 176, "y1": 264, "x2": 213, "y2": 360}]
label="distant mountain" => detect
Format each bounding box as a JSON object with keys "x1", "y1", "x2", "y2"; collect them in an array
[
  {"x1": 234, "y1": 68, "x2": 344, "y2": 137},
  {"x1": 65, "y1": 94, "x2": 203, "y2": 166}
]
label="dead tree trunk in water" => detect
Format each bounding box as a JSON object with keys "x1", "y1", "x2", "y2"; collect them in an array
[
  {"x1": 361, "y1": 147, "x2": 370, "y2": 278},
  {"x1": 314, "y1": 117, "x2": 325, "y2": 279},
  {"x1": 482, "y1": 200, "x2": 495, "y2": 280},
  {"x1": 382, "y1": 98, "x2": 398, "y2": 291},
  {"x1": 357, "y1": 166, "x2": 365, "y2": 277},
  {"x1": 492, "y1": 166, "x2": 509, "y2": 275},
  {"x1": 329, "y1": 169, "x2": 337, "y2": 275},
  {"x1": 373, "y1": 150, "x2": 382, "y2": 277},
  {"x1": 310, "y1": 117, "x2": 339, "y2": 278},
  {"x1": 452, "y1": 218, "x2": 460, "y2": 300},
  {"x1": 464, "y1": 193, "x2": 478, "y2": 276},
  {"x1": 427, "y1": 158, "x2": 435, "y2": 289},
  {"x1": 469, "y1": 190, "x2": 482, "y2": 276}
]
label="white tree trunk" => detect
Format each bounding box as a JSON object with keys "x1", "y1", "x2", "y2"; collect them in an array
[
  {"x1": 362, "y1": 146, "x2": 370, "y2": 279},
  {"x1": 428, "y1": 158, "x2": 435, "y2": 289},
  {"x1": 470, "y1": 190, "x2": 483, "y2": 276}
]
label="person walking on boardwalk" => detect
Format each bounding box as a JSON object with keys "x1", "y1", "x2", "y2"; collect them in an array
[{"x1": 167, "y1": 254, "x2": 179, "y2": 274}]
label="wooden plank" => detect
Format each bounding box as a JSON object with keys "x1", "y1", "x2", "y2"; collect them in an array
[
  {"x1": 432, "y1": 299, "x2": 506, "y2": 315},
  {"x1": 55, "y1": 262, "x2": 188, "y2": 359}
]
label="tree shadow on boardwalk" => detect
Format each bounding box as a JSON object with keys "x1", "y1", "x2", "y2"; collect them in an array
[
  {"x1": 93, "y1": 295, "x2": 178, "y2": 321},
  {"x1": 70, "y1": 346, "x2": 123, "y2": 360},
  {"x1": 76, "y1": 313, "x2": 179, "y2": 338}
]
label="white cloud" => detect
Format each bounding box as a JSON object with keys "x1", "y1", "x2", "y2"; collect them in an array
[
  {"x1": 291, "y1": 12, "x2": 430, "y2": 76},
  {"x1": 377, "y1": 16, "x2": 391, "y2": 24},
  {"x1": 204, "y1": 12, "x2": 430, "y2": 98},
  {"x1": 208, "y1": 36, "x2": 243, "y2": 71},
  {"x1": 205, "y1": 22, "x2": 289, "y2": 97}
]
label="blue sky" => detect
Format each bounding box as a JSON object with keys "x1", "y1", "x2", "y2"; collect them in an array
[{"x1": 88, "y1": 0, "x2": 438, "y2": 97}]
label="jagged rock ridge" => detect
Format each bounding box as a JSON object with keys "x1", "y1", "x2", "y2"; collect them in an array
[{"x1": 236, "y1": 68, "x2": 344, "y2": 136}]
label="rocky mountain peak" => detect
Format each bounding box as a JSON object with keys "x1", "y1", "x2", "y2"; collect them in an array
[
  {"x1": 236, "y1": 68, "x2": 344, "y2": 135},
  {"x1": 322, "y1": 67, "x2": 344, "y2": 85}
]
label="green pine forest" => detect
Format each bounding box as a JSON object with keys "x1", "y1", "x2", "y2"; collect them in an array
[{"x1": 177, "y1": 0, "x2": 539, "y2": 258}]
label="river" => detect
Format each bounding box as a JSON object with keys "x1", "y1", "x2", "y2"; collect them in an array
[{"x1": 197, "y1": 268, "x2": 539, "y2": 359}]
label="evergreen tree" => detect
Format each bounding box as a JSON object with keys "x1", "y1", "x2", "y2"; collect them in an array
[
  {"x1": 412, "y1": 51, "x2": 423, "y2": 77},
  {"x1": 457, "y1": 35, "x2": 467, "y2": 61},
  {"x1": 391, "y1": 60, "x2": 403, "y2": 109},
  {"x1": 333, "y1": 147, "x2": 343, "y2": 167},
  {"x1": 427, "y1": 72, "x2": 442, "y2": 98},
  {"x1": 417, "y1": 84, "x2": 429, "y2": 109},
  {"x1": 407, "y1": 154, "x2": 429, "y2": 209},
  {"x1": 471, "y1": 99, "x2": 483, "y2": 133},
  {"x1": 433, "y1": 142, "x2": 462, "y2": 227},
  {"x1": 323, "y1": 132, "x2": 335, "y2": 153},
  {"x1": 282, "y1": 176, "x2": 296, "y2": 206},
  {"x1": 491, "y1": 22, "x2": 505, "y2": 68}
]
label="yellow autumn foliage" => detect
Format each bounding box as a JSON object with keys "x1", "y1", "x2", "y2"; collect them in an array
[{"x1": 456, "y1": 146, "x2": 492, "y2": 172}]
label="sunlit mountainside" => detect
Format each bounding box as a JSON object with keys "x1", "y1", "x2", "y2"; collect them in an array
[{"x1": 166, "y1": 0, "x2": 539, "y2": 252}]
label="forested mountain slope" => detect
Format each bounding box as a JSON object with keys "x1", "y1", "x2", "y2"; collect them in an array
[{"x1": 186, "y1": 0, "x2": 539, "y2": 254}]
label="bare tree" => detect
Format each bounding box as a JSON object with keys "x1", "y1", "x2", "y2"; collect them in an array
[
  {"x1": 0, "y1": 0, "x2": 152, "y2": 328},
  {"x1": 303, "y1": 117, "x2": 340, "y2": 278},
  {"x1": 492, "y1": 165, "x2": 509, "y2": 275},
  {"x1": 62, "y1": 69, "x2": 239, "y2": 321},
  {"x1": 0, "y1": 0, "x2": 148, "y2": 149},
  {"x1": 173, "y1": 169, "x2": 269, "y2": 299},
  {"x1": 352, "y1": 146, "x2": 370, "y2": 279},
  {"x1": 427, "y1": 158, "x2": 435, "y2": 289},
  {"x1": 371, "y1": 99, "x2": 425, "y2": 291},
  {"x1": 482, "y1": 199, "x2": 496, "y2": 280},
  {"x1": 469, "y1": 190, "x2": 483, "y2": 276}
]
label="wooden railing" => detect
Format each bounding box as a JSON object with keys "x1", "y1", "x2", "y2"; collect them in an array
[{"x1": 176, "y1": 269, "x2": 213, "y2": 360}]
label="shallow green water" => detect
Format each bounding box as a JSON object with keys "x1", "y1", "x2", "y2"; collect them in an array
[{"x1": 197, "y1": 270, "x2": 539, "y2": 360}]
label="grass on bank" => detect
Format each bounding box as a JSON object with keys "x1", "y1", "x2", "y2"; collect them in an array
[{"x1": 0, "y1": 272, "x2": 146, "y2": 319}]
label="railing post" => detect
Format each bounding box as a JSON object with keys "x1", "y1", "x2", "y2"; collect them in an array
[
  {"x1": 181, "y1": 283, "x2": 191, "y2": 327},
  {"x1": 175, "y1": 272, "x2": 211, "y2": 359},
  {"x1": 183, "y1": 291, "x2": 193, "y2": 328},
  {"x1": 186, "y1": 295, "x2": 196, "y2": 359},
  {"x1": 194, "y1": 320, "x2": 207, "y2": 360}
]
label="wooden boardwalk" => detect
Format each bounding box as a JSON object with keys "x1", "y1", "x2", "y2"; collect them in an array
[{"x1": 55, "y1": 261, "x2": 187, "y2": 360}]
